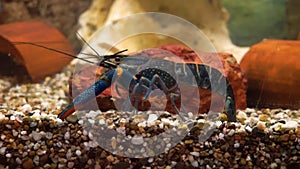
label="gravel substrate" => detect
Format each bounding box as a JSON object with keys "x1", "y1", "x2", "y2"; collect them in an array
[{"x1": 0, "y1": 66, "x2": 299, "y2": 169}]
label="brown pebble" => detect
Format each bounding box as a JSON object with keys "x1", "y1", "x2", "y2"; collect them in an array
[
  {"x1": 278, "y1": 134, "x2": 289, "y2": 142},
  {"x1": 106, "y1": 155, "x2": 115, "y2": 162},
  {"x1": 22, "y1": 158, "x2": 34, "y2": 169},
  {"x1": 39, "y1": 154, "x2": 49, "y2": 166},
  {"x1": 29, "y1": 151, "x2": 35, "y2": 157}
]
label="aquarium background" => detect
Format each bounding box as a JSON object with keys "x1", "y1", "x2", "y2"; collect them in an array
[{"x1": 223, "y1": 0, "x2": 299, "y2": 46}]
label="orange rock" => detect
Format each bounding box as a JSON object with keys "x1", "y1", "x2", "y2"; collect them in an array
[
  {"x1": 70, "y1": 45, "x2": 247, "y2": 115},
  {"x1": 240, "y1": 40, "x2": 300, "y2": 109},
  {"x1": 0, "y1": 21, "x2": 73, "y2": 82}
]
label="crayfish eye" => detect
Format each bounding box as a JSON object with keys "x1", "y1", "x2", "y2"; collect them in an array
[{"x1": 115, "y1": 57, "x2": 121, "y2": 62}]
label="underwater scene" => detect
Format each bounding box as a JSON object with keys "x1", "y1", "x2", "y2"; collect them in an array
[{"x1": 0, "y1": 0, "x2": 299, "y2": 168}]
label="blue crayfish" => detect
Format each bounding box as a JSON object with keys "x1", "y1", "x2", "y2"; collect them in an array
[{"x1": 57, "y1": 49, "x2": 237, "y2": 122}]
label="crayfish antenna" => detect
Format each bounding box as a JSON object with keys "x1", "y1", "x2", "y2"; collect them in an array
[{"x1": 12, "y1": 42, "x2": 98, "y2": 65}]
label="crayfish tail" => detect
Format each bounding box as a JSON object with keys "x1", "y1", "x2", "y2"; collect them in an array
[{"x1": 57, "y1": 103, "x2": 75, "y2": 120}]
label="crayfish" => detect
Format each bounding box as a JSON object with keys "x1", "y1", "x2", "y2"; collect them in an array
[{"x1": 56, "y1": 49, "x2": 237, "y2": 122}]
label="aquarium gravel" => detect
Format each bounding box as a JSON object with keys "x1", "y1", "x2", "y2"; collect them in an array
[{"x1": 0, "y1": 67, "x2": 299, "y2": 169}]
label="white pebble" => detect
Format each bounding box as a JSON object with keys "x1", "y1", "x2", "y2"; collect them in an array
[
  {"x1": 0, "y1": 114, "x2": 5, "y2": 120},
  {"x1": 245, "y1": 126, "x2": 252, "y2": 132},
  {"x1": 188, "y1": 112, "x2": 194, "y2": 119},
  {"x1": 75, "y1": 150, "x2": 82, "y2": 156},
  {"x1": 159, "y1": 123, "x2": 164, "y2": 129},
  {"x1": 219, "y1": 133, "x2": 225, "y2": 140},
  {"x1": 147, "y1": 114, "x2": 158, "y2": 123},
  {"x1": 86, "y1": 110, "x2": 98, "y2": 118},
  {"x1": 228, "y1": 129, "x2": 235, "y2": 136},
  {"x1": 64, "y1": 131, "x2": 70, "y2": 140},
  {"x1": 45, "y1": 132, "x2": 53, "y2": 139},
  {"x1": 234, "y1": 142, "x2": 240, "y2": 148},
  {"x1": 148, "y1": 157, "x2": 154, "y2": 163},
  {"x1": 10, "y1": 115, "x2": 15, "y2": 121},
  {"x1": 99, "y1": 119, "x2": 105, "y2": 125},
  {"x1": 138, "y1": 121, "x2": 147, "y2": 128},
  {"x1": 30, "y1": 122, "x2": 37, "y2": 127},
  {"x1": 12, "y1": 130, "x2": 18, "y2": 137},
  {"x1": 190, "y1": 152, "x2": 200, "y2": 157},
  {"x1": 21, "y1": 104, "x2": 32, "y2": 112},
  {"x1": 66, "y1": 149, "x2": 72, "y2": 160},
  {"x1": 191, "y1": 161, "x2": 199, "y2": 168},
  {"x1": 215, "y1": 121, "x2": 222, "y2": 128},
  {"x1": 0, "y1": 147, "x2": 6, "y2": 155},
  {"x1": 131, "y1": 135, "x2": 144, "y2": 145},
  {"x1": 88, "y1": 119, "x2": 95, "y2": 124},
  {"x1": 237, "y1": 110, "x2": 247, "y2": 121},
  {"x1": 78, "y1": 119, "x2": 84, "y2": 125},
  {"x1": 282, "y1": 121, "x2": 298, "y2": 129},
  {"x1": 5, "y1": 153, "x2": 12, "y2": 158},
  {"x1": 20, "y1": 131, "x2": 27, "y2": 135},
  {"x1": 32, "y1": 131, "x2": 42, "y2": 141},
  {"x1": 0, "y1": 134, "x2": 6, "y2": 140},
  {"x1": 33, "y1": 155, "x2": 39, "y2": 165},
  {"x1": 188, "y1": 155, "x2": 195, "y2": 162}
]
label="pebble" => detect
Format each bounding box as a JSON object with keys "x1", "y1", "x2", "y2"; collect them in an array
[
  {"x1": 75, "y1": 150, "x2": 82, "y2": 156},
  {"x1": 32, "y1": 131, "x2": 42, "y2": 141},
  {"x1": 64, "y1": 131, "x2": 70, "y2": 140},
  {"x1": 106, "y1": 155, "x2": 115, "y2": 162},
  {"x1": 67, "y1": 162, "x2": 75, "y2": 168},
  {"x1": 282, "y1": 121, "x2": 298, "y2": 130},
  {"x1": 131, "y1": 135, "x2": 144, "y2": 145},
  {"x1": 236, "y1": 110, "x2": 247, "y2": 121},
  {"x1": 23, "y1": 158, "x2": 34, "y2": 169},
  {"x1": 147, "y1": 114, "x2": 158, "y2": 122}
]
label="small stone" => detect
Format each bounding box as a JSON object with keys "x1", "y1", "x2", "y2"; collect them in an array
[
  {"x1": 45, "y1": 132, "x2": 53, "y2": 140},
  {"x1": 21, "y1": 104, "x2": 32, "y2": 112},
  {"x1": 258, "y1": 114, "x2": 269, "y2": 121},
  {"x1": 30, "y1": 122, "x2": 37, "y2": 127},
  {"x1": 282, "y1": 121, "x2": 298, "y2": 130},
  {"x1": 147, "y1": 114, "x2": 158, "y2": 123},
  {"x1": 64, "y1": 131, "x2": 70, "y2": 140},
  {"x1": 131, "y1": 135, "x2": 144, "y2": 145},
  {"x1": 148, "y1": 157, "x2": 154, "y2": 163},
  {"x1": 33, "y1": 155, "x2": 39, "y2": 166},
  {"x1": 184, "y1": 140, "x2": 193, "y2": 144},
  {"x1": 191, "y1": 161, "x2": 199, "y2": 168},
  {"x1": 234, "y1": 143, "x2": 240, "y2": 148},
  {"x1": 66, "y1": 114, "x2": 78, "y2": 123},
  {"x1": 75, "y1": 150, "x2": 81, "y2": 156},
  {"x1": 219, "y1": 113, "x2": 228, "y2": 121},
  {"x1": 228, "y1": 129, "x2": 235, "y2": 136},
  {"x1": 67, "y1": 162, "x2": 75, "y2": 168},
  {"x1": 237, "y1": 111, "x2": 247, "y2": 122},
  {"x1": 190, "y1": 152, "x2": 200, "y2": 157},
  {"x1": 5, "y1": 153, "x2": 12, "y2": 158},
  {"x1": 23, "y1": 158, "x2": 34, "y2": 169},
  {"x1": 111, "y1": 137, "x2": 117, "y2": 150},
  {"x1": 270, "y1": 162, "x2": 277, "y2": 169},
  {"x1": 0, "y1": 147, "x2": 6, "y2": 155},
  {"x1": 245, "y1": 126, "x2": 252, "y2": 132},
  {"x1": 278, "y1": 134, "x2": 289, "y2": 142},
  {"x1": 106, "y1": 155, "x2": 115, "y2": 162},
  {"x1": 256, "y1": 121, "x2": 266, "y2": 131}
]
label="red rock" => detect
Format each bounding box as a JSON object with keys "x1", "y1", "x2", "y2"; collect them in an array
[
  {"x1": 0, "y1": 21, "x2": 73, "y2": 82},
  {"x1": 241, "y1": 40, "x2": 300, "y2": 109},
  {"x1": 70, "y1": 44, "x2": 247, "y2": 115}
]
